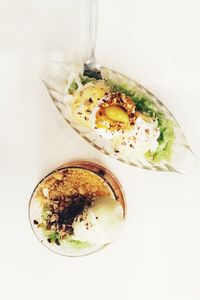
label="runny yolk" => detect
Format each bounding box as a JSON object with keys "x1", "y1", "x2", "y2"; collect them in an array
[{"x1": 105, "y1": 105, "x2": 129, "y2": 124}]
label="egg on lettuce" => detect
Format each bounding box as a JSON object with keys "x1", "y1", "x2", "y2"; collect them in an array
[
  {"x1": 91, "y1": 92, "x2": 160, "y2": 157},
  {"x1": 69, "y1": 83, "x2": 160, "y2": 159}
]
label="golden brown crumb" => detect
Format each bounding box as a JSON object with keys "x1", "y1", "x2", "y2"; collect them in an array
[
  {"x1": 53, "y1": 171, "x2": 64, "y2": 180},
  {"x1": 145, "y1": 128, "x2": 150, "y2": 134},
  {"x1": 38, "y1": 168, "x2": 111, "y2": 200}
]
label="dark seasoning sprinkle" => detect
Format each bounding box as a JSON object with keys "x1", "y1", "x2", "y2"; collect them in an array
[
  {"x1": 33, "y1": 168, "x2": 112, "y2": 246},
  {"x1": 55, "y1": 239, "x2": 60, "y2": 246},
  {"x1": 49, "y1": 195, "x2": 93, "y2": 232}
]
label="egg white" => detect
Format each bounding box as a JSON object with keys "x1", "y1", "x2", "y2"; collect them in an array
[{"x1": 72, "y1": 197, "x2": 124, "y2": 245}]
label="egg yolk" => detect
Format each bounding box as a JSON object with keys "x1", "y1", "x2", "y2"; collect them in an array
[{"x1": 105, "y1": 105, "x2": 129, "y2": 124}]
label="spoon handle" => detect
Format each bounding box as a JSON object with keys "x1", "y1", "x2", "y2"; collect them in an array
[{"x1": 89, "y1": 0, "x2": 98, "y2": 59}]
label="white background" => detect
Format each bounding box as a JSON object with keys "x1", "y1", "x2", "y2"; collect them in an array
[{"x1": 0, "y1": 0, "x2": 200, "y2": 299}]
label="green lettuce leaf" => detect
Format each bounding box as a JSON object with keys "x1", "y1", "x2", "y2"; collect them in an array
[
  {"x1": 69, "y1": 239, "x2": 90, "y2": 249},
  {"x1": 68, "y1": 80, "x2": 78, "y2": 94}
]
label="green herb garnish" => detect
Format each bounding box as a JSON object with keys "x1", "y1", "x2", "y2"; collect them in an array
[
  {"x1": 68, "y1": 80, "x2": 78, "y2": 94},
  {"x1": 46, "y1": 232, "x2": 60, "y2": 242}
]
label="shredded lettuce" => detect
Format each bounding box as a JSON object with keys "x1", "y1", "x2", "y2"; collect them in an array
[
  {"x1": 152, "y1": 116, "x2": 175, "y2": 162},
  {"x1": 69, "y1": 239, "x2": 90, "y2": 249},
  {"x1": 68, "y1": 80, "x2": 78, "y2": 94}
]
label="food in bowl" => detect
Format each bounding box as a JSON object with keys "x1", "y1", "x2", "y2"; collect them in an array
[
  {"x1": 41, "y1": 62, "x2": 196, "y2": 173},
  {"x1": 29, "y1": 162, "x2": 125, "y2": 256},
  {"x1": 58, "y1": 69, "x2": 175, "y2": 166}
]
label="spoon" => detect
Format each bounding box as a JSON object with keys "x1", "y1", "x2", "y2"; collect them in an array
[
  {"x1": 40, "y1": 0, "x2": 197, "y2": 173},
  {"x1": 83, "y1": 0, "x2": 102, "y2": 80}
]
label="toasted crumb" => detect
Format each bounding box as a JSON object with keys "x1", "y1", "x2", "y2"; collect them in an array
[
  {"x1": 53, "y1": 171, "x2": 64, "y2": 180},
  {"x1": 43, "y1": 187, "x2": 49, "y2": 197},
  {"x1": 145, "y1": 128, "x2": 150, "y2": 134},
  {"x1": 41, "y1": 168, "x2": 111, "y2": 199}
]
